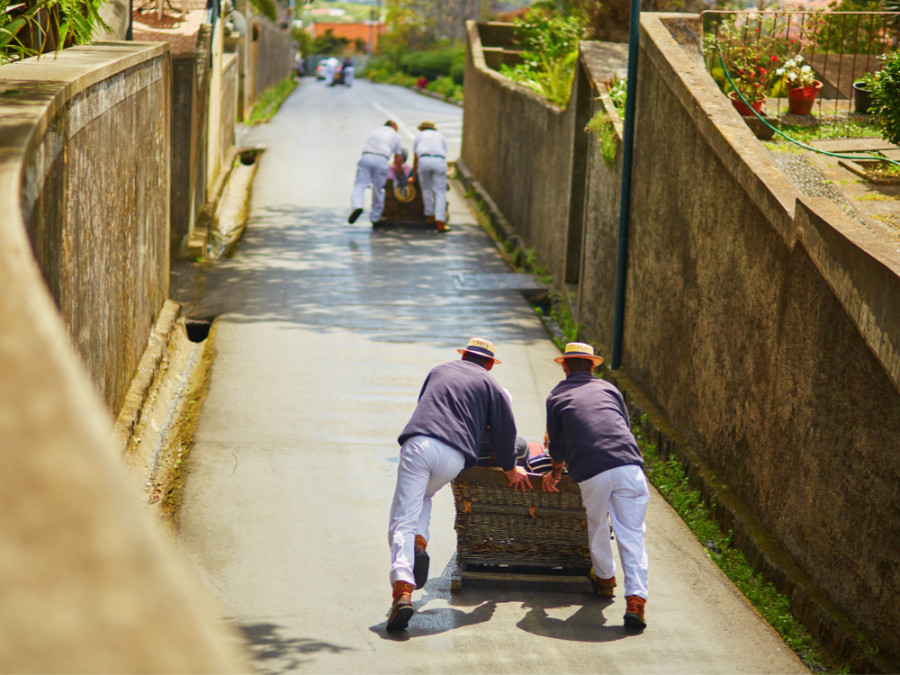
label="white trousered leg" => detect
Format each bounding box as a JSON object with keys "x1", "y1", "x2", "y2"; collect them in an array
[
  {"x1": 579, "y1": 464, "x2": 649, "y2": 599},
  {"x1": 351, "y1": 154, "x2": 389, "y2": 221},
  {"x1": 417, "y1": 156, "x2": 448, "y2": 221},
  {"x1": 388, "y1": 436, "x2": 465, "y2": 586}
]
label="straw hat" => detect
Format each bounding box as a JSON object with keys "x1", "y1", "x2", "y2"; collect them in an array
[
  {"x1": 418, "y1": 121, "x2": 436, "y2": 131},
  {"x1": 457, "y1": 337, "x2": 500, "y2": 363},
  {"x1": 554, "y1": 342, "x2": 604, "y2": 366}
]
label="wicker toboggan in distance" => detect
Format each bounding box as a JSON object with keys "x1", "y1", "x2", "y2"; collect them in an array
[{"x1": 451, "y1": 466, "x2": 592, "y2": 589}]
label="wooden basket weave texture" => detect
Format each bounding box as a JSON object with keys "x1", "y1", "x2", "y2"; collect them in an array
[{"x1": 452, "y1": 467, "x2": 591, "y2": 567}]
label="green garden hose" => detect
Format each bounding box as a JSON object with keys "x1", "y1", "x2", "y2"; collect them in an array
[{"x1": 720, "y1": 55, "x2": 900, "y2": 168}]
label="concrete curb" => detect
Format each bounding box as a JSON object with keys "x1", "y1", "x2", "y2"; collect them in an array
[{"x1": 113, "y1": 299, "x2": 181, "y2": 451}]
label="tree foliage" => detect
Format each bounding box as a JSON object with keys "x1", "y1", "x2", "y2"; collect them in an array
[
  {"x1": 1, "y1": 0, "x2": 107, "y2": 64},
  {"x1": 248, "y1": 0, "x2": 278, "y2": 23}
]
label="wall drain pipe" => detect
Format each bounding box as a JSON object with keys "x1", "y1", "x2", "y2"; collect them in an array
[{"x1": 612, "y1": 0, "x2": 641, "y2": 370}]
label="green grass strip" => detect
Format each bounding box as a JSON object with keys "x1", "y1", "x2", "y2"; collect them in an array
[
  {"x1": 246, "y1": 77, "x2": 297, "y2": 125},
  {"x1": 633, "y1": 416, "x2": 839, "y2": 673}
]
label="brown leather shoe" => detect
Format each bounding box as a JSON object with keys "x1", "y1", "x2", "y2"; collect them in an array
[
  {"x1": 387, "y1": 581, "x2": 415, "y2": 631},
  {"x1": 624, "y1": 595, "x2": 646, "y2": 629},
  {"x1": 436, "y1": 222, "x2": 451, "y2": 233},
  {"x1": 413, "y1": 535, "x2": 429, "y2": 589},
  {"x1": 589, "y1": 569, "x2": 616, "y2": 597}
]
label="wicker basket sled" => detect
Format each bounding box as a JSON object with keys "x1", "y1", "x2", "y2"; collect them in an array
[{"x1": 450, "y1": 466, "x2": 592, "y2": 591}]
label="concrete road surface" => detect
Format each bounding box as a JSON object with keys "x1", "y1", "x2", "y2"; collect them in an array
[{"x1": 176, "y1": 78, "x2": 808, "y2": 674}]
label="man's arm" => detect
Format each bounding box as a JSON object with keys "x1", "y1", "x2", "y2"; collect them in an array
[
  {"x1": 541, "y1": 459, "x2": 565, "y2": 493},
  {"x1": 542, "y1": 396, "x2": 565, "y2": 492},
  {"x1": 487, "y1": 386, "x2": 530, "y2": 491}
]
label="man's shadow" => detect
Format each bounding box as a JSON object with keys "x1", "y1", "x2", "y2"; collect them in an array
[
  {"x1": 371, "y1": 561, "x2": 630, "y2": 643},
  {"x1": 516, "y1": 600, "x2": 629, "y2": 642}
]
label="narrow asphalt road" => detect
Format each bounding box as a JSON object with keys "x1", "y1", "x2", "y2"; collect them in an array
[{"x1": 175, "y1": 78, "x2": 808, "y2": 674}]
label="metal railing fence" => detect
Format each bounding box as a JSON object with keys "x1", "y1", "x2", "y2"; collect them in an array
[{"x1": 701, "y1": 10, "x2": 899, "y2": 116}]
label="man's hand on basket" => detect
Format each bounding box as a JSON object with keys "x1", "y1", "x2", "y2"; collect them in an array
[
  {"x1": 542, "y1": 472, "x2": 561, "y2": 493},
  {"x1": 542, "y1": 460, "x2": 565, "y2": 493},
  {"x1": 505, "y1": 465, "x2": 532, "y2": 492}
]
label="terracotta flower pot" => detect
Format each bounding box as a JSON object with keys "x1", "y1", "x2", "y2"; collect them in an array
[
  {"x1": 728, "y1": 91, "x2": 764, "y2": 117},
  {"x1": 787, "y1": 80, "x2": 823, "y2": 115}
]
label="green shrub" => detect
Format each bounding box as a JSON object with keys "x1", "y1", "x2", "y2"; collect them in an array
[
  {"x1": 427, "y1": 75, "x2": 463, "y2": 102},
  {"x1": 246, "y1": 77, "x2": 297, "y2": 124},
  {"x1": 499, "y1": 6, "x2": 586, "y2": 106},
  {"x1": 362, "y1": 56, "x2": 397, "y2": 82},
  {"x1": 586, "y1": 111, "x2": 618, "y2": 167},
  {"x1": 450, "y1": 59, "x2": 465, "y2": 85},
  {"x1": 399, "y1": 45, "x2": 464, "y2": 81},
  {"x1": 866, "y1": 50, "x2": 900, "y2": 147},
  {"x1": 608, "y1": 77, "x2": 626, "y2": 115}
]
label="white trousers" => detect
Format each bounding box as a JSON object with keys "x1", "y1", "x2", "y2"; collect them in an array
[
  {"x1": 351, "y1": 153, "x2": 389, "y2": 222},
  {"x1": 417, "y1": 156, "x2": 448, "y2": 221},
  {"x1": 579, "y1": 464, "x2": 649, "y2": 599},
  {"x1": 388, "y1": 435, "x2": 465, "y2": 586}
]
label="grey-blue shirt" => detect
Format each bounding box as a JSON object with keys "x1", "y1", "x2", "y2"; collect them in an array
[
  {"x1": 545, "y1": 371, "x2": 643, "y2": 483},
  {"x1": 399, "y1": 360, "x2": 518, "y2": 470}
]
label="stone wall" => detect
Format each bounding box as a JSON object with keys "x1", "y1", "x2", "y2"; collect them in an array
[
  {"x1": 0, "y1": 43, "x2": 246, "y2": 672},
  {"x1": 248, "y1": 11, "x2": 293, "y2": 107},
  {"x1": 461, "y1": 16, "x2": 900, "y2": 671},
  {"x1": 461, "y1": 21, "x2": 575, "y2": 286},
  {"x1": 221, "y1": 53, "x2": 238, "y2": 166},
  {"x1": 14, "y1": 42, "x2": 171, "y2": 415},
  {"x1": 170, "y1": 51, "x2": 201, "y2": 254}
]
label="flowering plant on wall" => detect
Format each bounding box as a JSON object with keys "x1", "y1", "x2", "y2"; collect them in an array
[
  {"x1": 703, "y1": 13, "x2": 786, "y2": 105},
  {"x1": 776, "y1": 54, "x2": 817, "y2": 89}
]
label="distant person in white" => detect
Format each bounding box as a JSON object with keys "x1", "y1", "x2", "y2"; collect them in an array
[
  {"x1": 411, "y1": 121, "x2": 450, "y2": 233},
  {"x1": 322, "y1": 57, "x2": 339, "y2": 86},
  {"x1": 349, "y1": 121, "x2": 404, "y2": 225}
]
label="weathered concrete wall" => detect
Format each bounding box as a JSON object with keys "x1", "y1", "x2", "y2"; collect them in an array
[
  {"x1": 462, "y1": 16, "x2": 900, "y2": 671},
  {"x1": 0, "y1": 43, "x2": 247, "y2": 672},
  {"x1": 461, "y1": 21, "x2": 575, "y2": 286},
  {"x1": 247, "y1": 9, "x2": 293, "y2": 107},
  {"x1": 576, "y1": 41, "x2": 629, "y2": 344},
  {"x1": 170, "y1": 52, "x2": 200, "y2": 252},
  {"x1": 627, "y1": 19, "x2": 899, "y2": 669},
  {"x1": 171, "y1": 24, "x2": 240, "y2": 258},
  {"x1": 15, "y1": 41, "x2": 170, "y2": 415},
  {"x1": 221, "y1": 53, "x2": 238, "y2": 162},
  {"x1": 207, "y1": 19, "x2": 226, "y2": 196}
]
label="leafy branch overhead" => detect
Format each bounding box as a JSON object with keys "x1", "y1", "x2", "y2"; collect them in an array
[
  {"x1": 1, "y1": 0, "x2": 107, "y2": 64},
  {"x1": 248, "y1": 0, "x2": 277, "y2": 23}
]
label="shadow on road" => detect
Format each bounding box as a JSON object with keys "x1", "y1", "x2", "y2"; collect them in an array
[{"x1": 236, "y1": 621, "x2": 354, "y2": 674}]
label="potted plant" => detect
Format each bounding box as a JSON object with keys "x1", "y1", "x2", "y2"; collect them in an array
[
  {"x1": 853, "y1": 78, "x2": 874, "y2": 114},
  {"x1": 703, "y1": 13, "x2": 784, "y2": 116},
  {"x1": 777, "y1": 54, "x2": 823, "y2": 114}
]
